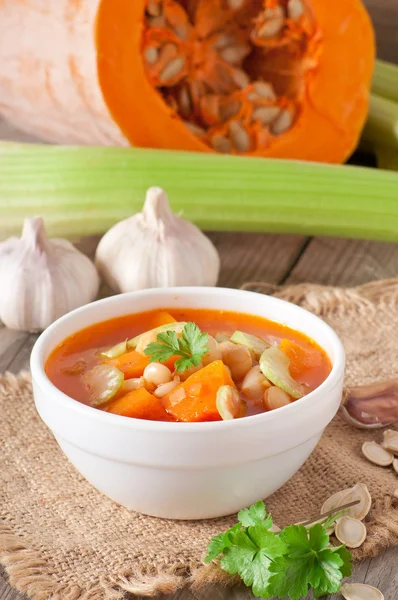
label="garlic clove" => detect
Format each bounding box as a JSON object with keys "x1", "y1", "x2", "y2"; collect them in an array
[
  {"x1": 0, "y1": 217, "x2": 99, "y2": 332},
  {"x1": 341, "y1": 379, "x2": 398, "y2": 429},
  {"x1": 95, "y1": 187, "x2": 220, "y2": 293}
]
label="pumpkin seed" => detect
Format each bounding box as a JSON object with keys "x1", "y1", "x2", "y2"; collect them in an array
[
  {"x1": 381, "y1": 429, "x2": 398, "y2": 453},
  {"x1": 231, "y1": 68, "x2": 250, "y2": 89},
  {"x1": 159, "y1": 57, "x2": 186, "y2": 83},
  {"x1": 227, "y1": 0, "x2": 245, "y2": 10},
  {"x1": 220, "y1": 45, "x2": 249, "y2": 64},
  {"x1": 211, "y1": 134, "x2": 232, "y2": 153},
  {"x1": 220, "y1": 98, "x2": 241, "y2": 121},
  {"x1": 321, "y1": 488, "x2": 350, "y2": 515},
  {"x1": 287, "y1": 0, "x2": 304, "y2": 21},
  {"x1": 178, "y1": 85, "x2": 192, "y2": 116},
  {"x1": 253, "y1": 81, "x2": 277, "y2": 99},
  {"x1": 337, "y1": 483, "x2": 372, "y2": 521},
  {"x1": 257, "y1": 20, "x2": 284, "y2": 38},
  {"x1": 393, "y1": 458, "x2": 398, "y2": 473},
  {"x1": 148, "y1": 15, "x2": 166, "y2": 28},
  {"x1": 216, "y1": 385, "x2": 246, "y2": 420},
  {"x1": 252, "y1": 106, "x2": 281, "y2": 125},
  {"x1": 393, "y1": 489, "x2": 398, "y2": 499},
  {"x1": 144, "y1": 46, "x2": 159, "y2": 65},
  {"x1": 184, "y1": 121, "x2": 206, "y2": 136},
  {"x1": 269, "y1": 523, "x2": 281, "y2": 533},
  {"x1": 340, "y1": 583, "x2": 384, "y2": 600},
  {"x1": 229, "y1": 121, "x2": 251, "y2": 152},
  {"x1": 147, "y1": 0, "x2": 162, "y2": 17},
  {"x1": 335, "y1": 516, "x2": 367, "y2": 548},
  {"x1": 362, "y1": 441, "x2": 394, "y2": 466},
  {"x1": 270, "y1": 108, "x2": 294, "y2": 135}
]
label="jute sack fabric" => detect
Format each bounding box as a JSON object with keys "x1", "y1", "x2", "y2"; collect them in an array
[{"x1": 1, "y1": 280, "x2": 398, "y2": 600}]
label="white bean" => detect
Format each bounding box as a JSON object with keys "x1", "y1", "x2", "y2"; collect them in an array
[
  {"x1": 202, "y1": 335, "x2": 222, "y2": 366},
  {"x1": 241, "y1": 366, "x2": 271, "y2": 403},
  {"x1": 143, "y1": 363, "x2": 172, "y2": 386},
  {"x1": 264, "y1": 386, "x2": 291, "y2": 411},
  {"x1": 219, "y1": 341, "x2": 253, "y2": 381},
  {"x1": 154, "y1": 380, "x2": 180, "y2": 398}
]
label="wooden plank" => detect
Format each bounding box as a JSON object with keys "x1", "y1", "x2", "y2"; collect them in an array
[{"x1": 286, "y1": 237, "x2": 398, "y2": 287}]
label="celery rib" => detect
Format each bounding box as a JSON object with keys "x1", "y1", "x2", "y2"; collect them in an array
[
  {"x1": 361, "y1": 94, "x2": 398, "y2": 150},
  {"x1": 373, "y1": 60, "x2": 398, "y2": 104},
  {"x1": 1, "y1": 142, "x2": 398, "y2": 241}
]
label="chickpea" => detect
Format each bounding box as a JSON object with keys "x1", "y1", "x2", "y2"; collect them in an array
[
  {"x1": 154, "y1": 379, "x2": 180, "y2": 398},
  {"x1": 143, "y1": 363, "x2": 172, "y2": 386},
  {"x1": 219, "y1": 341, "x2": 253, "y2": 381},
  {"x1": 202, "y1": 335, "x2": 222, "y2": 366},
  {"x1": 263, "y1": 386, "x2": 291, "y2": 411},
  {"x1": 241, "y1": 366, "x2": 271, "y2": 403}
]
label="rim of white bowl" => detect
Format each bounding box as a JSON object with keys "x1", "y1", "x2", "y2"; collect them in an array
[{"x1": 30, "y1": 287, "x2": 345, "y2": 432}]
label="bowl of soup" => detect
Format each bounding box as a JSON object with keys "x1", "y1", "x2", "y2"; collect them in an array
[{"x1": 30, "y1": 287, "x2": 345, "y2": 520}]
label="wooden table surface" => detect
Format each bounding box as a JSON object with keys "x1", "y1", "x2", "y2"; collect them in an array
[{"x1": 1, "y1": 1, "x2": 398, "y2": 597}]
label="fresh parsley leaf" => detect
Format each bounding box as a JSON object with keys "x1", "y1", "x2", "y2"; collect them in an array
[
  {"x1": 204, "y1": 523, "x2": 242, "y2": 563},
  {"x1": 204, "y1": 500, "x2": 353, "y2": 600},
  {"x1": 221, "y1": 528, "x2": 286, "y2": 598},
  {"x1": 144, "y1": 322, "x2": 209, "y2": 372},
  {"x1": 238, "y1": 501, "x2": 273, "y2": 528},
  {"x1": 332, "y1": 545, "x2": 353, "y2": 578},
  {"x1": 269, "y1": 555, "x2": 312, "y2": 600}
]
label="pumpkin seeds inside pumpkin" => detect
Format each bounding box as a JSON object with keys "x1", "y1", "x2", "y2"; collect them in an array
[
  {"x1": 159, "y1": 57, "x2": 186, "y2": 84},
  {"x1": 335, "y1": 516, "x2": 367, "y2": 548},
  {"x1": 340, "y1": 583, "x2": 384, "y2": 600},
  {"x1": 362, "y1": 441, "x2": 394, "y2": 466},
  {"x1": 287, "y1": 0, "x2": 304, "y2": 21}
]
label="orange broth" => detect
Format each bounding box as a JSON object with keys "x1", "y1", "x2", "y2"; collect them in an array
[{"x1": 45, "y1": 308, "x2": 332, "y2": 418}]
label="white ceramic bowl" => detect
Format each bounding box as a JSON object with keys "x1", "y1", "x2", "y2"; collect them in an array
[{"x1": 31, "y1": 287, "x2": 345, "y2": 520}]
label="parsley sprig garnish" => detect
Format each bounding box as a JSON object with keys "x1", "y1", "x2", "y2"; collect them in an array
[
  {"x1": 205, "y1": 501, "x2": 353, "y2": 599},
  {"x1": 144, "y1": 322, "x2": 209, "y2": 373}
]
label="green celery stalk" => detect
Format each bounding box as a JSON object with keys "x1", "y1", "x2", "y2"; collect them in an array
[
  {"x1": 376, "y1": 147, "x2": 398, "y2": 171},
  {"x1": 361, "y1": 94, "x2": 398, "y2": 149},
  {"x1": 2, "y1": 142, "x2": 398, "y2": 241},
  {"x1": 373, "y1": 60, "x2": 398, "y2": 104}
]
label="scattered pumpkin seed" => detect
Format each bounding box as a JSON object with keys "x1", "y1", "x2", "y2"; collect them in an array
[
  {"x1": 340, "y1": 583, "x2": 384, "y2": 600},
  {"x1": 321, "y1": 488, "x2": 350, "y2": 515},
  {"x1": 335, "y1": 516, "x2": 367, "y2": 548},
  {"x1": 393, "y1": 458, "x2": 398, "y2": 474},
  {"x1": 362, "y1": 441, "x2": 394, "y2": 466},
  {"x1": 337, "y1": 483, "x2": 372, "y2": 521},
  {"x1": 381, "y1": 429, "x2": 398, "y2": 453}
]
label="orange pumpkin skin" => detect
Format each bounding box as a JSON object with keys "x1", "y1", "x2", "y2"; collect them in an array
[{"x1": 97, "y1": 0, "x2": 375, "y2": 163}]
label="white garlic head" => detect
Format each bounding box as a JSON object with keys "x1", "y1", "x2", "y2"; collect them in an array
[
  {"x1": 95, "y1": 187, "x2": 220, "y2": 292},
  {"x1": 0, "y1": 217, "x2": 99, "y2": 332}
]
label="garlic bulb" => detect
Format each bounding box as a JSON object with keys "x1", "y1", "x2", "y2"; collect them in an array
[
  {"x1": 0, "y1": 217, "x2": 99, "y2": 332},
  {"x1": 95, "y1": 187, "x2": 220, "y2": 292}
]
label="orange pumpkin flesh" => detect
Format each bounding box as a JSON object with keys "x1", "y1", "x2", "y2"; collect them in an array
[{"x1": 97, "y1": 0, "x2": 375, "y2": 162}]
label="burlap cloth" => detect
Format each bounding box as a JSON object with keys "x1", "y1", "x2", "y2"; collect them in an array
[{"x1": 1, "y1": 280, "x2": 398, "y2": 600}]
